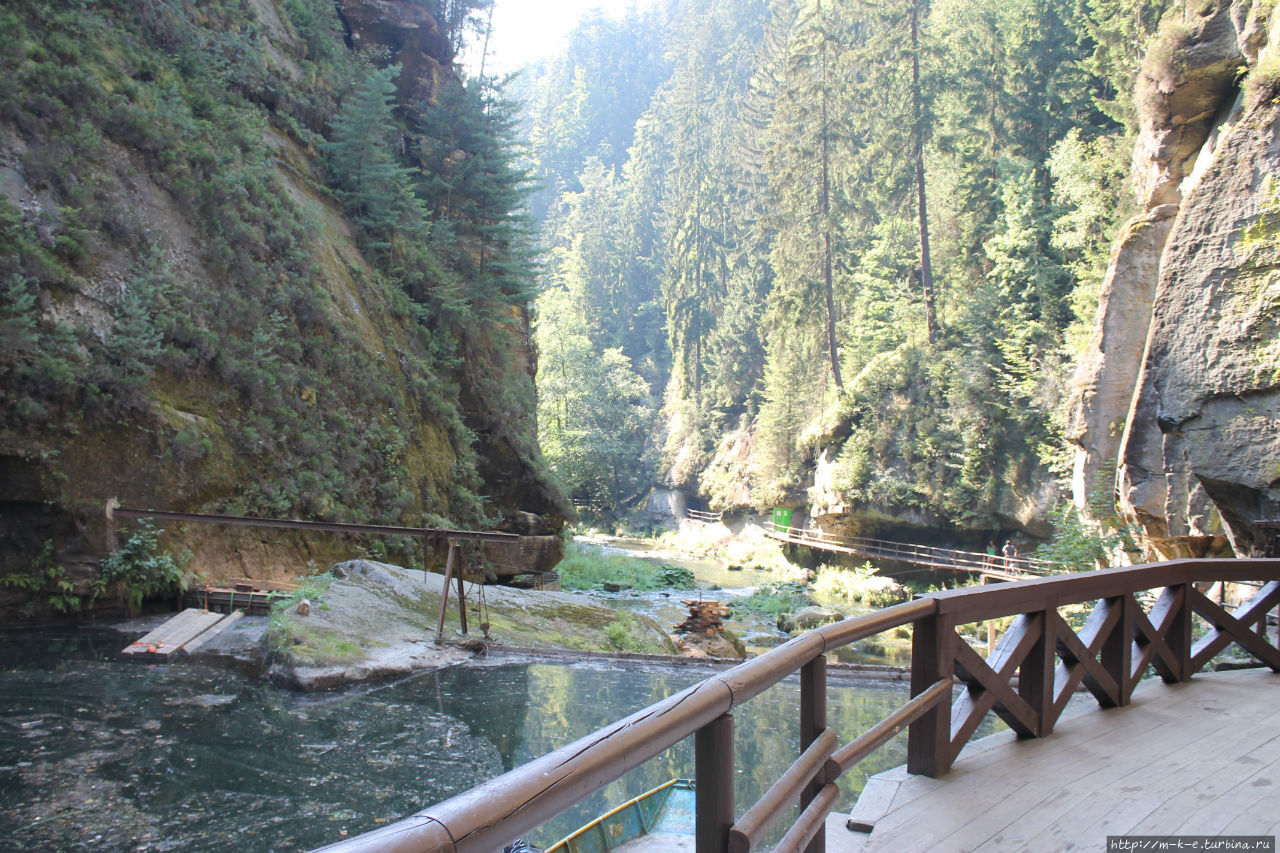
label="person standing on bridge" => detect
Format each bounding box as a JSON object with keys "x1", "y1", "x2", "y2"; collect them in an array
[{"x1": 1001, "y1": 540, "x2": 1016, "y2": 566}]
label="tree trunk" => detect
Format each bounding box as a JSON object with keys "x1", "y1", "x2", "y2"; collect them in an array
[
  {"x1": 821, "y1": 44, "x2": 844, "y2": 391},
  {"x1": 911, "y1": 0, "x2": 939, "y2": 343}
]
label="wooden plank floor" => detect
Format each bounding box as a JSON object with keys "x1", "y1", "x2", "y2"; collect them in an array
[
  {"x1": 827, "y1": 668, "x2": 1280, "y2": 852},
  {"x1": 121, "y1": 608, "x2": 231, "y2": 660}
]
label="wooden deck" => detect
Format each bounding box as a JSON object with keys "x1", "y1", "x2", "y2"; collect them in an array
[{"x1": 827, "y1": 667, "x2": 1280, "y2": 852}]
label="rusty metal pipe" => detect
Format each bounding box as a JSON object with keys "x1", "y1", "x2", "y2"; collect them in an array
[{"x1": 112, "y1": 507, "x2": 519, "y2": 542}]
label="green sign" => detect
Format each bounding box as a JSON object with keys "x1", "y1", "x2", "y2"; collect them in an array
[{"x1": 771, "y1": 507, "x2": 793, "y2": 531}]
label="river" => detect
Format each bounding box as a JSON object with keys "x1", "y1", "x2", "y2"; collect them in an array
[
  {"x1": 0, "y1": 535, "x2": 956, "y2": 851},
  {"x1": 0, "y1": 627, "x2": 943, "y2": 852},
  {"x1": 573, "y1": 532, "x2": 911, "y2": 664}
]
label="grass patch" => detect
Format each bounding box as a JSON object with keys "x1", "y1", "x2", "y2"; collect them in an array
[
  {"x1": 730, "y1": 580, "x2": 815, "y2": 620},
  {"x1": 811, "y1": 563, "x2": 907, "y2": 609},
  {"x1": 266, "y1": 572, "x2": 363, "y2": 666},
  {"x1": 604, "y1": 612, "x2": 663, "y2": 653},
  {"x1": 558, "y1": 541, "x2": 696, "y2": 591}
]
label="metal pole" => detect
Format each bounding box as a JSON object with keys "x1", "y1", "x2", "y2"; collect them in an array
[
  {"x1": 696, "y1": 714, "x2": 734, "y2": 853},
  {"x1": 454, "y1": 539, "x2": 468, "y2": 636},
  {"x1": 435, "y1": 542, "x2": 458, "y2": 645}
]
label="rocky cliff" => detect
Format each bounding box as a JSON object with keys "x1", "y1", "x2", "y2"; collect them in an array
[
  {"x1": 1068, "y1": 0, "x2": 1280, "y2": 557},
  {"x1": 0, "y1": 0, "x2": 565, "y2": 614}
]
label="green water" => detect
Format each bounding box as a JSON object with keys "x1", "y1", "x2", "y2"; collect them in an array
[{"x1": 0, "y1": 629, "x2": 950, "y2": 852}]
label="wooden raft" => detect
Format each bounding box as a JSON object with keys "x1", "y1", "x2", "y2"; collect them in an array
[
  {"x1": 676, "y1": 600, "x2": 728, "y2": 635},
  {"x1": 121, "y1": 608, "x2": 243, "y2": 661}
]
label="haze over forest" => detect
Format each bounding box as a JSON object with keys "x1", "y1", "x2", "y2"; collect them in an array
[{"x1": 522, "y1": 0, "x2": 1153, "y2": 539}]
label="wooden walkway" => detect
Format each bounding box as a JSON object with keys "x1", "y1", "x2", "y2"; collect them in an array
[
  {"x1": 827, "y1": 667, "x2": 1280, "y2": 852},
  {"x1": 763, "y1": 524, "x2": 1048, "y2": 581}
]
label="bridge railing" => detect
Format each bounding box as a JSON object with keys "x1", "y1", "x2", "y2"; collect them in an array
[
  {"x1": 766, "y1": 523, "x2": 1050, "y2": 576},
  {"x1": 313, "y1": 558, "x2": 1280, "y2": 853},
  {"x1": 688, "y1": 508, "x2": 726, "y2": 524}
]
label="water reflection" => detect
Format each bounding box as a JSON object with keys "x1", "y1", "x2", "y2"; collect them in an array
[{"x1": 0, "y1": 630, "x2": 967, "y2": 852}]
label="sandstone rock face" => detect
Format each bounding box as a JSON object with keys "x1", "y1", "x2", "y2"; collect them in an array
[
  {"x1": 337, "y1": 0, "x2": 452, "y2": 105},
  {"x1": 1068, "y1": 207, "x2": 1177, "y2": 510},
  {"x1": 1072, "y1": 0, "x2": 1280, "y2": 556},
  {"x1": 1120, "y1": 93, "x2": 1280, "y2": 555}
]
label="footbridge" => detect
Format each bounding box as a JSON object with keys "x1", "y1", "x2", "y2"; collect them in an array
[
  {"x1": 315, "y1": 557, "x2": 1280, "y2": 853},
  {"x1": 763, "y1": 522, "x2": 1049, "y2": 582}
]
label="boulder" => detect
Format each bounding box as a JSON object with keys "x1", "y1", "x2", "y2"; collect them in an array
[{"x1": 791, "y1": 606, "x2": 843, "y2": 631}]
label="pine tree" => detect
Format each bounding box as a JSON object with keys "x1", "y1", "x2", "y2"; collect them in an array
[{"x1": 325, "y1": 65, "x2": 427, "y2": 255}]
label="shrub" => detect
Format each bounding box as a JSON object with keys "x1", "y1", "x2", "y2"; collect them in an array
[
  {"x1": 0, "y1": 540, "x2": 84, "y2": 616},
  {"x1": 99, "y1": 521, "x2": 189, "y2": 614},
  {"x1": 730, "y1": 580, "x2": 815, "y2": 620},
  {"x1": 812, "y1": 563, "x2": 906, "y2": 609}
]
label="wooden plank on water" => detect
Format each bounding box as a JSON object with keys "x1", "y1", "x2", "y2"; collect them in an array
[
  {"x1": 121, "y1": 608, "x2": 228, "y2": 660},
  {"x1": 181, "y1": 609, "x2": 244, "y2": 655}
]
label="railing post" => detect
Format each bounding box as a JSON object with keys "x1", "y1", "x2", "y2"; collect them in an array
[
  {"x1": 1020, "y1": 610, "x2": 1054, "y2": 737},
  {"x1": 697, "y1": 713, "x2": 734, "y2": 853},
  {"x1": 907, "y1": 605, "x2": 953, "y2": 777},
  {"x1": 801, "y1": 656, "x2": 827, "y2": 853},
  {"x1": 1151, "y1": 582, "x2": 1191, "y2": 682},
  {"x1": 1099, "y1": 594, "x2": 1134, "y2": 706}
]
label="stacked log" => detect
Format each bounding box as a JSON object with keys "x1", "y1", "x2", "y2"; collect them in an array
[{"x1": 675, "y1": 599, "x2": 728, "y2": 636}]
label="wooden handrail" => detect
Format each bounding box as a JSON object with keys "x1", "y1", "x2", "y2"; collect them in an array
[
  {"x1": 313, "y1": 558, "x2": 1280, "y2": 853},
  {"x1": 312, "y1": 599, "x2": 932, "y2": 853},
  {"x1": 729, "y1": 728, "x2": 838, "y2": 852},
  {"x1": 765, "y1": 522, "x2": 1049, "y2": 577}
]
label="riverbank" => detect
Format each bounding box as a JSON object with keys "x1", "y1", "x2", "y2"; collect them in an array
[{"x1": 105, "y1": 559, "x2": 685, "y2": 690}]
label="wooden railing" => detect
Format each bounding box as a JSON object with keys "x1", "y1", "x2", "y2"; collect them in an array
[
  {"x1": 687, "y1": 508, "x2": 726, "y2": 524},
  {"x1": 312, "y1": 558, "x2": 1280, "y2": 853},
  {"x1": 765, "y1": 523, "x2": 1048, "y2": 579}
]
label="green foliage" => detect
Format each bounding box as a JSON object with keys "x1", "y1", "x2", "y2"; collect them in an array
[
  {"x1": 603, "y1": 612, "x2": 657, "y2": 653},
  {"x1": 521, "y1": 0, "x2": 1144, "y2": 531},
  {"x1": 656, "y1": 564, "x2": 697, "y2": 588},
  {"x1": 536, "y1": 283, "x2": 655, "y2": 507},
  {"x1": 325, "y1": 64, "x2": 428, "y2": 252},
  {"x1": 556, "y1": 542, "x2": 692, "y2": 591},
  {"x1": 267, "y1": 572, "x2": 339, "y2": 659},
  {"x1": 99, "y1": 523, "x2": 189, "y2": 615},
  {"x1": 0, "y1": 0, "x2": 555, "y2": 530},
  {"x1": 730, "y1": 580, "x2": 815, "y2": 621},
  {"x1": 811, "y1": 563, "x2": 907, "y2": 609},
  {"x1": 1, "y1": 541, "x2": 85, "y2": 616},
  {"x1": 1035, "y1": 488, "x2": 1141, "y2": 571}
]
